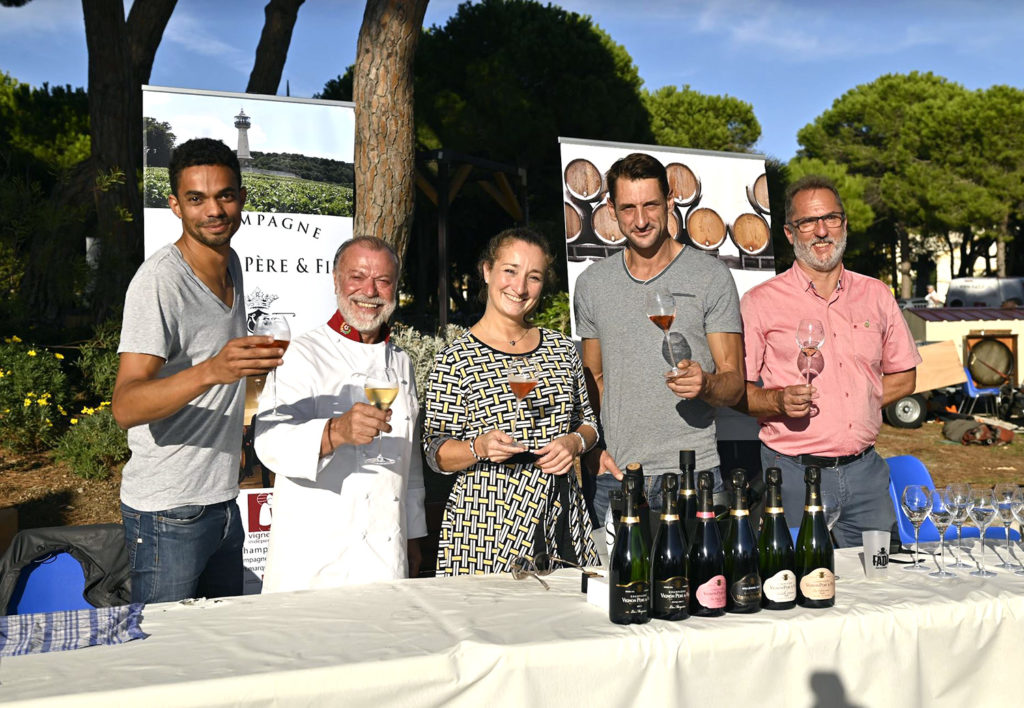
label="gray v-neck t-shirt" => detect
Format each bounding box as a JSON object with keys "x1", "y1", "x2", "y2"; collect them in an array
[
  {"x1": 573, "y1": 246, "x2": 741, "y2": 474},
  {"x1": 118, "y1": 244, "x2": 246, "y2": 511}
]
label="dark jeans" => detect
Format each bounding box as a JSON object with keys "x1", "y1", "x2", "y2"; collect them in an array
[
  {"x1": 121, "y1": 500, "x2": 244, "y2": 604},
  {"x1": 761, "y1": 444, "x2": 896, "y2": 548}
]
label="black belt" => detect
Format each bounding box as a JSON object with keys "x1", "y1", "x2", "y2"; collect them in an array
[{"x1": 794, "y1": 446, "x2": 874, "y2": 468}]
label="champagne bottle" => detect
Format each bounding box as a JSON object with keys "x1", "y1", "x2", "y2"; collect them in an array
[
  {"x1": 724, "y1": 469, "x2": 761, "y2": 614},
  {"x1": 795, "y1": 465, "x2": 835, "y2": 608},
  {"x1": 624, "y1": 463, "x2": 653, "y2": 551},
  {"x1": 678, "y1": 450, "x2": 697, "y2": 547},
  {"x1": 650, "y1": 473, "x2": 689, "y2": 621},
  {"x1": 687, "y1": 470, "x2": 726, "y2": 617},
  {"x1": 758, "y1": 467, "x2": 796, "y2": 610},
  {"x1": 609, "y1": 468, "x2": 651, "y2": 624}
]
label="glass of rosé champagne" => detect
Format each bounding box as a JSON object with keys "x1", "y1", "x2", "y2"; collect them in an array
[
  {"x1": 253, "y1": 314, "x2": 290, "y2": 419},
  {"x1": 508, "y1": 357, "x2": 540, "y2": 448},
  {"x1": 645, "y1": 288, "x2": 678, "y2": 377}
]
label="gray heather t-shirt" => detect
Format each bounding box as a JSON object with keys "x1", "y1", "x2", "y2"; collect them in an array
[
  {"x1": 118, "y1": 244, "x2": 246, "y2": 511},
  {"x1": 574, "y1": 246, "x2": 741, "y2": 474}
]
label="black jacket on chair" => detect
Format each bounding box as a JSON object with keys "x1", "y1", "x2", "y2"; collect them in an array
[{"x1": 0, "y1": 523, "x2": 131, "y2": 614}]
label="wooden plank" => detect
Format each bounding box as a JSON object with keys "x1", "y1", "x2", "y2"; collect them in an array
[{"x1": 914, "y1": 339, "x2": 967, "y2": 393}]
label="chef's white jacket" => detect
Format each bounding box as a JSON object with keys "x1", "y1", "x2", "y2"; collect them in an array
[{"x1": 254, "y1": 325, "x2": 427, "y2": 593}]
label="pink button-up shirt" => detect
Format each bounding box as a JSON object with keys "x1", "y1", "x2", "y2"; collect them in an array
[{"x1": 742, "y1": 264, "x2": 921, "y2": 457}]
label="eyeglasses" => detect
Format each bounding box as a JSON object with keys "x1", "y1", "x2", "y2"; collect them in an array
[{"x1": 788, "y1": 212, "x2": 845, "y2": 233}]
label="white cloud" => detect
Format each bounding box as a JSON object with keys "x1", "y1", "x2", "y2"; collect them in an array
[
  {"x1": 0, "y1": 0, "x2": 82, "y2": 37},
  {"x1": 162, "y1": 8, "x2": 253, "y2": 76}
]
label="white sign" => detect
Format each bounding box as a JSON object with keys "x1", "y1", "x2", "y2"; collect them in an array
[{"x1": 236, "y1": 488, "x2": 273, "y2": 595}]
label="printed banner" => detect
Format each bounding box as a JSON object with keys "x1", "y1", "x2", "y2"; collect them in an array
[
  {"x1": 236, "y1": 488, "x2": 274, "y2": 595},
  {"x1": 142, "y1": 85, "x2": 356, "y2": 340}
]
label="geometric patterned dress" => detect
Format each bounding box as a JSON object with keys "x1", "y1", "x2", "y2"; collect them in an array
[{"x1": 423, "y1": 328, "x2": 600, "y2": 575}]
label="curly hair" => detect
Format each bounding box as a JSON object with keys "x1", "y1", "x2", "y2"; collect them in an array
[{"x1": 168, "y1": 138, "x2": 243, "y2": 197}]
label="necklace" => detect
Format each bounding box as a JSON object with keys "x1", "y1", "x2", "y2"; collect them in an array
[{"x1": 508, "y1": 328, "x2": 530, "y2": 346}]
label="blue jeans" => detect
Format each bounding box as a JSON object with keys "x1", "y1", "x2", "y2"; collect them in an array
[
  {"x1": 121, "y1": 500, "x2": 244, "y2": 604},
  {"x1": 761, "y1": 444, "x2": 896, "y2": 548},
  {"x1": 593, "y1": 467, "x2": 723, "y2": 524}
]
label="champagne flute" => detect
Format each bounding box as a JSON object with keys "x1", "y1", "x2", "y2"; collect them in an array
[
  {"x1": 901, "y1": 484, "x2": 931, "y2": 572},
  {"x1": 795, "y1": 318, "x2": 825, "y2": 414},
  {"x1": 645, "y1": 288, "x2": 678, "y2": 376},
  {"x1": 363, "y1": 364, "x2": 399, "y2": 467},
  {"x1": 945, "y1": 483, "x2": 973, "y2": 569},
  {"x1": 1011, "y1": 492, "x2": 1024, "y2": 577},
  {"x1": 968, "y1": 488, "x2": 997, "y2": 577},
  {"x1": 821, "y1": 489, "x2": 841, "y2": 579},
  {"x1": 508, "y1": 357, "x2": 540, "y2": 447},
  {"x1": 928, "y1": 489, "x2": 955, "y2": 578},
  {"x1": 993, "y1": 483, "x2": 1022, "y2": 570},
  {"x1": 253, "y1": 314, "x2": 291, "y2": 419}
]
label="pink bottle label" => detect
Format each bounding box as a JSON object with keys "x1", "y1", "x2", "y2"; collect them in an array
[{"x1": 695, "y1": 574, "x2": 727, "y2": 608}]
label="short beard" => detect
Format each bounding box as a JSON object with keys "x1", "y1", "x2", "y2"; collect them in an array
[
  {"x1": 793, "y1": 233, "x2": 846, "y2": 272},
  {"x1": 337, "y1": 294, "x2": 396, "y2": 336}
]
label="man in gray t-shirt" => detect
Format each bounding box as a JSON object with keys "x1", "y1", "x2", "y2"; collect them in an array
[
  {"x1": 573, "y1": 153, "x2": 744, "y2": 522},
  {"x1": 112, "y1": 139, "x2": 280, "y2": 604}
]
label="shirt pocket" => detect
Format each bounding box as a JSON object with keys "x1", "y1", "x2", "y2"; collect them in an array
[{"x1": 851, "y1": 325, "x2": 884, "y2": 368}]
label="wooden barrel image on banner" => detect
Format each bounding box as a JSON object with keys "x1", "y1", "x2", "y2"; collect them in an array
[
  {"x1": 746, "y1": 173, "x2": 770, "y2": 214},
  {"x1": 564, "y1": 158, "x2": 603, "y2": 201},
  {"x1": 730, "y1": 212, "x2": 771, "y2": 254},
  {"x1": 591, "y1": 200, "x2": 625, "y2": 244},
  {"x1": 667, "y1": 208, "x2": 681, "y2": 240},
  {"x1": 564, "y1": 202, "x2": 583, "y2": 242},
  {"x1": 666, "y1": 162, "x2": 700, "y2": 206},
  {"x1": 685, "y1": 206, "x2": 726, "y2": 250}
]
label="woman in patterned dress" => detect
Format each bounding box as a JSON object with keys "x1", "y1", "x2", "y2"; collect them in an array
[{"x1": 423, "y1": 228, "x2": 600, "y2": 575}]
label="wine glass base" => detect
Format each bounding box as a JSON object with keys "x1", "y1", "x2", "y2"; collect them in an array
[
  {"x1": 363, "y1": 455, "x2": 395, "y2": 467},
  {"x1": 928, "y1": 570, "x2": 956, "y2": 578},
  {"x1": 947, "y1": 560, "x2": 973, "y2": 569},
  {"x1": 903, "y1": 563, "x2": 930, "y2": 572},
  {"x1": 969, "y1": 569, "x2": 997, "y2": 577},
  {"x1": 994, "y1": 561, "x2": 1022, "y2": 570}
]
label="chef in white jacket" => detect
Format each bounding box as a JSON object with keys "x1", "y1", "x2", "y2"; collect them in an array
[{"x1": 255, "y1": 236, "x2": 426, "y2": 592}]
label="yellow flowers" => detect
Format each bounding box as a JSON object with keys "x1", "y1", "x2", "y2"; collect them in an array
[
  {"x1": 70, "y1": 418, "x2": 79, "y2": 425},
  {"x1": 54, "y1": 353, "x2": 64, "y2": 360},
  {"x1": 27, "y1": 349, "x2": 37, "y2": 357},
  {"x1": 3, "y1": 335, "x2": 23, "y2": 343}
]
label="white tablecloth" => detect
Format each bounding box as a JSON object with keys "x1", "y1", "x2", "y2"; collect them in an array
[{"x1": 1, "y1": 546, "x2": 1022, "y2": 706}]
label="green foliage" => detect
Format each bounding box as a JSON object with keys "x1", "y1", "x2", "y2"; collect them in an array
[
  {"x1": 0, "y1": 336, "x2": 70, "y2": 451},
  {"x1": 78, "y1": 317, "x2": 121, "y2": 400},
  {"x1": 249, "y1": 151, "x2": 354, "y2": 186},
  {"x1": 144, "y1": 168, "x2": 354, "y2": 216},
  {"x1": 390, "y1": 322, "x2": 467, "y2": 407},
  {"x1": 532, "y1": 291, "x2": 570, "y2": 335},
  {"x1": 54, "y1": 406, "x2": 128, "y2": 480},
  {"x1": 144, "y1": 117, "x2": 176, "y2": 167},
  {"x1": 795, "y1": 71, "x2": 1024, "y2": 282},
  {"x1": 643, "y1": 85, "x2": 761, "y2": 153},
  {"x1": 0, "y1": 73, "x2": 90, "y2": 172}
]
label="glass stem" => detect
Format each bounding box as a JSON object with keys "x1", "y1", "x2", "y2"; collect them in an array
[
  {"x1": 377, "y1": 430, "x2": 384, "y2": 459},
  {"x1": 914, "y1": 525, "x2": 921, "y2": 567},
  {"x1": 938, "y1": 536, "x2": 945, "y2": 573},
  {"x1": 979, "y1": 532, "x2": 986, "y2": 571},
  {"x1": 1006, "y1": 525, "x2": 1012, "y2": 557},
  {"x1": 956, "y1": 524, "x2": 963, "y2": 558},
  {"x1": 271, "y1": 369, "x2": 278, "y2": 415}
]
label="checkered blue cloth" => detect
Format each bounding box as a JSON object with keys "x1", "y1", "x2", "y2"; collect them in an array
[{"x1": 0, "y1": 603, "x2": 147, "y2": 656}]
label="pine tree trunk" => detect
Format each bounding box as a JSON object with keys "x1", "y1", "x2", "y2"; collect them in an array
[
  {"x1": 353, "y1": 0, "x2": 429, "y2": 264},
  {"x1": 247, "y1": 0, "x2": 306, "y2": 95}
]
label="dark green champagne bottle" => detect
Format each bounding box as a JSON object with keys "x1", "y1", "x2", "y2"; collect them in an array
[
  {"x1": 758, "y1": 467, "x2": 796, "y2": 610},
  {"x1": 687, "y1": 470, "x2": 726, "y2": 617},
  {"x1": 624, "y1": 463, "x2": 653, "y2": 551},
  {"x1": 650, "y1": 473, "x2": 689, "y2": 621},
  {"x1": 795, "y1": 466, "x2": 835, "y2": 608},
  {"x1": 724, "y1": 469, "x2": 761, "y2": 614},
  {"x1": 678, "y1": 450, "x2": 697, "y2": 548},
  {"x1": 609, "y1": 465, "x2": 651, "y2": 624}
]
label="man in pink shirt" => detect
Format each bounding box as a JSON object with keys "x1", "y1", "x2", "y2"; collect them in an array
[{"x1": 739, "y1": 175, "x2": 921, "y2": 547}]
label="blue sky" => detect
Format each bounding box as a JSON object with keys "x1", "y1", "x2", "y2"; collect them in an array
[{"x1": 1, "y1": 0, "x2": 1021, "y2": 161}]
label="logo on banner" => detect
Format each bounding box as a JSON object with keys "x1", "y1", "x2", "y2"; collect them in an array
[
  {"x1": 246, "y1": 287, "x2": 280, "y2": 333},
  {"x1": 247, "y1": 492, "x2": 273, "y2": 532}
]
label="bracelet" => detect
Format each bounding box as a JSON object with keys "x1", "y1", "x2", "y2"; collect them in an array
[
  {"x1": 469, "y1": 436, "x2": 486, "y2": 462},
  {"x1": 570, "y1": 431, "x2": 588, "y2": 455}
]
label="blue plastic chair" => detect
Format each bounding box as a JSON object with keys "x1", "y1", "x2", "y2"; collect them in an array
[
  {"x1": 887, "y1": 455, "x2": 1017, "y2": 545},
  {"x1": 6, "y1": 551, "x2": 93, "y2": 615},
  {"x1": 959, "y1": 367, "x2": 1002, "y2": 416}
]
